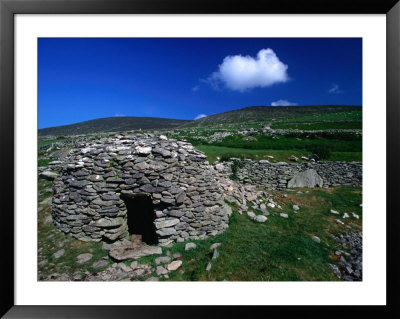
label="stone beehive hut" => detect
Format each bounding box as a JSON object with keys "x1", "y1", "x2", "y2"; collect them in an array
[{"x1": 51, "y1": 134, "x2": 230, "y2": 246}]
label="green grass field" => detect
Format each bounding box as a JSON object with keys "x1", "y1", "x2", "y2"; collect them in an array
[
  {"x1": 271, "y1": 121, "x2": 362, "y2": 130},
  {"x1": 156, "y1": 187, "x2": 362, "y2": 281},
  {"x1": 272, "y1": 110, "x2": 362, "y2": 123},
  {"x1": 38, "y1": 170, "x2": 362, "y2": 282},
  {"x1": 196, "y1": 145, "x2": 362, "y2": 163}
]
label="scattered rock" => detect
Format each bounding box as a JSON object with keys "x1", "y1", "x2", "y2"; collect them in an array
[
  {"x1": 92, "y1": 259, "x2": 108, "y2": 269},
  {"x1": 156, "y1": 266, "x2": 168, "y2": 275},
  {"x1": 206, "y1": 262, "x2": 212, "y2": 271},
  {"x1": 155, "y1": 256, "x2": 171, "y2": 265},
  {"x1": 212, "y1": 249, "x2": 219, "y2": 260},
  {"x1": 185, "y1": 243, "x2": 197, "y2": 251},
  {"x1": 172, "y1": 253, "x2": 181, "y2": 260},
  {"x1": 311, "y1": 236, "x2": 321, "y2": 243},
  {"x1": 209, "y1": 243, "x2": 221, "y2": 251},
  {"x1": 130, "y1": 261, "x2": 138, "y2": 270},
  {"x1": 254, "y1": 215, "x2": 267, "y2": 223},
  {"x1": 329, "y1": 264, "x2": 341, "y2": 279},
  {"x1": 76, "y1": 253, "x2": 93, "y2": 264},
  {"x1": 44, "y1": 216, "x2": 52, "y2": 224},
  {"x1": 146, "y1": 277, "x2": 159, "y2": 281},
  {"x1": 333, "y1": 232, "x2": 362, "y2": 281},
  {"x1": 132, "y1": 268, "x2": 146, "y2": 277},
  {"x1": 293, "y1": 205, "x2": 299, "y2": 211},
  {"x1": 330, "y1": 209, "x2": 340, "y2": 215},
  {"x1": 280, "y1": 213, "x2": 288, "y2": 218},
  {"x1": 166, "y1": 260, "x2": 182, "y2": 271},
  {"x1": 118, "y1": 262, "x2": 132, "y2": 272},
  {"x1": 247, "y1": 211, "x2": 256, "y2": 219},
  {"x1": 53, "y1": 249, "x2": 65, "y2": 259}
]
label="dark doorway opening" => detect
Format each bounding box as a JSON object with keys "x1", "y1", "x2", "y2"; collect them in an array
[{"x1": 123, "y1": 194, "x2": 158, "y2": 245}]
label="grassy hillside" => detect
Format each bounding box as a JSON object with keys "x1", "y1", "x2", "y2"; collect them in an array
[
  {"x1": 182, "y1": 105, "x2": 362, "y2": 128},
  {"x1": 38, "y1": 176, "x2": 362, "y2": 281},
  {"x1": 38, "y1": 116, "x2": 192, "y2": 136}
]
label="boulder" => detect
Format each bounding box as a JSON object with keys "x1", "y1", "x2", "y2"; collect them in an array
[{"x1": 287, "y1": 169, "x2": 323, "y2": 188}]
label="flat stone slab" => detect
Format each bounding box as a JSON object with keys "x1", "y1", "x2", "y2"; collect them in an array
[
  {"x1": 92, "y1": 259, "x2": 108, "y2": 269},
  {"x1": 166, "y1": 260, "x2": 182, "y2": 271},
  {"x1": 53, "y1": 249, "x2": 65, "y2": 259},
  {"x1": 109, "y1": 243, "x2": 162, "y2": 261},
  {"x1": 155, "y1": 256, "x2": 171, "y2": 265},
  {"x1": 76, "y1": 253, "x2": 93, "y2": 264}
]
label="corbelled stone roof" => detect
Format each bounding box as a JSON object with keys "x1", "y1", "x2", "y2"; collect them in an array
[{"x1": 52, "y1": 133, "x2": 230, "y2": 246}]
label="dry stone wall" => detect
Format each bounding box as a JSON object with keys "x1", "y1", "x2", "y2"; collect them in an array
[
  {"x1": 51, "y1": 134, "x2": 230, "y2": 246},
  {"x1": 223, "y1": 160, "x2": 362, "y2": 190}
]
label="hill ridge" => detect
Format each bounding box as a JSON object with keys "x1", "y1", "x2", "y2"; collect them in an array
[{"x1": 38, "y1": 116, "x2": 192, "y2": 136}]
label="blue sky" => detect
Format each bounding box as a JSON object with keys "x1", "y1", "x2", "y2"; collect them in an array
[{"x1": 38, "y1": 38, "x2": 362, "y2": 129}]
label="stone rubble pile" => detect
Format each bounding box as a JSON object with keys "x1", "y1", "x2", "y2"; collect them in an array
[
  {"x1": 333, "y1": 232, "x2": 362, "y2": 281},
  {"x1": 218, "y1": 177, "x2": 275, "y2": 218}
]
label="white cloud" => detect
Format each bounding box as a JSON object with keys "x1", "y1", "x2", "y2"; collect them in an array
[
  {"x1": 192, "y1": 85, "x2": 200, "y2": 92},
  {"x1": 194, "y1": 114, "x2": 207, "y2": 120},
  {"x1": 205, "y1": 48, "x2": 289, "y2": 92},
  {"x1": 271, "y1": 99, "x2": 298, "y2": 106},
  {"x1": 328, "y1": 84, "x2": 343, "y2": 94},
  {"x1": 114, "y1": 113, "x2": 126, "y2": 117}
]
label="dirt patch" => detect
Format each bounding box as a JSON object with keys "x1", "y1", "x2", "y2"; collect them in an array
[{"x1": 330, "y1": 252, "x2": 341, "y2": 262}]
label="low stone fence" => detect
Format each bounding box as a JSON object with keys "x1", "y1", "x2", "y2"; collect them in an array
[{"x1": 220, "y1": 160, "x2": 362, "y2": 190}]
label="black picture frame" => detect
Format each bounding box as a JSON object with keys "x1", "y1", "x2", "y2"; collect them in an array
[{"x1": 1, "y1": 0, "x2": 399, "y2": 318}]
